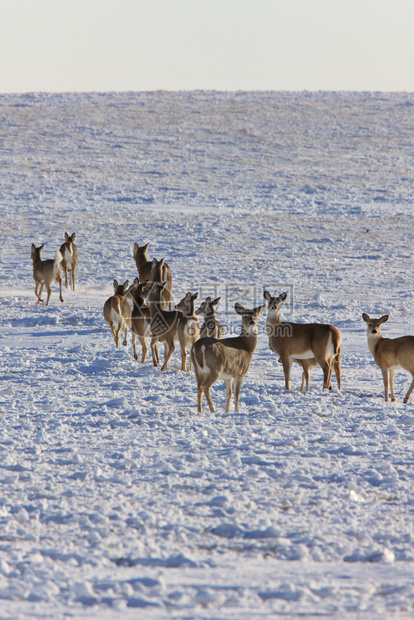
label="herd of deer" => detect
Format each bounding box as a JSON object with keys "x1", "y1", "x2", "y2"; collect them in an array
[{"x1": 30, "y1": 237, "x2": 414, "y2": 412}]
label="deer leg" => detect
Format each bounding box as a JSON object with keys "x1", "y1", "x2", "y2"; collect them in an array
[
  {"x1": 55, "y1": 273, "x2": 63, "y2": 303},
  {"x1": 233, "y1": 376, "x2": 244, "y2": 412},
  {"x1": 224, "y1": 378, "x2": 233, "y2": 413},
  {"x1": 132, "y1": 332, "x2": 138, "y2": 360},
  {"x1": 139, "y1": 336, "x2": 147, "y2": 363},
  {"x1": 381, "y1": 368, "x2": 389, "y2": 402},
  {"x1": 45, "y1": 284, "x2": 52, "y2": 306},
  {"x1": 299, "y1": 361, "x2": 309, "y2": 392},
  {"x1": 197, "y1": 385, "x2": 204, "y2": 413},
  {"x1": 161, "y1": 340, "x2": 175, "y2": 372},
  {"x1": 180, "y1": 344, "x2": 188, "y2": 372},
  {"x1": 36, "y1": 281, "x2": 44, "y2": 303},
  {"x1": 403, "y1": 375, "x2": 414, "y2": 404},
  {"x1": 280, "y1": 356, "x2": 292, "y2": 390},
  {"x1": 389, "y1": 369, "x2": 396, "y2": 401},
  {"x1": 203, "y1": 385, "x2": 215, "y2": 413},
  {"x1": 122, "y1": 327, "x2": 128, "y2": 346},
  {"x1": 334, "y1": 357, "x2": 341, "y2": 390},
  {"x1": 151, "y1": 338, "x2": 159, "y2": 366}
]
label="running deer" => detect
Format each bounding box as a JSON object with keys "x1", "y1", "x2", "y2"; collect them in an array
[
  {"x1": 103, "y1": 280, "x2": 132, "y2": 347},
  {"x1": 59, "y1": 232, "x2": 78, "y2": 291},
  {"x1": 133, "y1": 242, "x2": 172, "y2": 309},
  {"x1": 125, "y1": 278, "x2": 154, "y2": 364},
  {"x1": 191, "y1": 303, "x2": 265, "y2": 413},
  {"x1": 142, "y1": 281, "x2": 181, "y2": 371},
  {"x1": 31, "y1": 244, "x2": 63, "y2": 306},
  {"x1": 362, "y1": 313, "x2": 414, "y2": 403},
  {"x1": 195, "y1": 296, "x2": 226, "y2": 339},
  {"x1": 264, "y1": 291, "x2": 342, "y2": 391},
  {"x1": 175, "y1": 292, "x2": 201, "y2": 371}
]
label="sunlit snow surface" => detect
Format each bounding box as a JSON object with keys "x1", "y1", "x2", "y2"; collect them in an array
[{"x1": 1, "y1": 91, "x2": 414, "y2": 618}]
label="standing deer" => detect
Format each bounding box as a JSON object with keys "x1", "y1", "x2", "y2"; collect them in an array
[
  {"x1": 175, "y1": 292, "x2": 200, "y2": 371},
  {"x1": 59, "y1": 232, "x2": 78, "y2": 291},
  {"x1": 103, "y1": 280, "x2": 131, "y2": 348},
  {"x1": 133, "y1": 242, "x2": 172, "y2": 309},
  {"x1": 125, "y1": 278, "x2": 154, "y2": 364},
  {"x1": 31, "y1": 244, "x2": 63, "y2": 306},
  {"x1": 264, "y1": 291, "x2": 342, "y2": 391},
  {"x1": 151, "y1": 258, "x2": 173, "y2": 311},
  {"x1": 191, "y1": 303, "x2": 265, "y2": 413},
  {"x1": 195, "y1": 296, "x2": 226, "y2": 339},
  {"x1": 362, "y1": 313, "x2": 414, "y2": 403}
]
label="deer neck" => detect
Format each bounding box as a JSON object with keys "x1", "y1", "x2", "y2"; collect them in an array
[
  {"x1": 237, "y1": 329, "x2": 258, "y2": 353},
  {"x1": 367, "y1": 331, "x2": 383, "y2": 358},
  {"x1": 266, "y1": 308, "x2": 282, "y2": 326},
  {"x1": 135, "y1": 252, "x2": 147, "y2": 272},
  {"x1": 204, "y1": 309, "x2": 216, "y2": 322}
]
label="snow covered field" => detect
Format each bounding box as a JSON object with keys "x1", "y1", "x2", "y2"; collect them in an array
[{"x1": 1, "y1": 90, "x2": 414, "y2": 618}]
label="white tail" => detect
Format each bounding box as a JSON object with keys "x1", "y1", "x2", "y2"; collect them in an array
[
  {"x1": 133, "y1": 242, "x2": 172, "y2": 309},
  {"x1": 59, "y1": 232, "x2": 78, "y2": 291},
  {"x1": 191, "y1": 303, "x2": 264, "y2": 413},
  {"x1": 362, "y1": 313, "x2": 414, "y2": 403},
  {"x1": 195, "y1": 296, "x2": 226, "y2": 339},
  {"x1": 31, "y1": 244, "x2": 63, "y2": 306},
  {"x1": 264, "y1": 291, "x2": 342, "y2": 391},
  {"x1": 175, "y1": 291, "x2": 201, "y2": 371},
  {"x1": 103, "y1": 279, "x2": 132, "y2": 347}
]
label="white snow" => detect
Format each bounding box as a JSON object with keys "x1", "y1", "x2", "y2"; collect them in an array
[{"x1": 1, "y1": 90, "x2": 414, "y2": 618}]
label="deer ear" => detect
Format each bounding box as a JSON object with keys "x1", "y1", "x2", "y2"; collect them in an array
[
  {"x1": 280, "y1": 292, "x2": 288, "y2": 301},
  {"x1": 212, "y1": 297, "x2": 220, "y2": 305},
  {"x1": 152, "y1": 258, "x2": 157, "y2": 266},
  {"x1": 192, "y1": 292, "x2": 198, "y2": 301},
  {"x1": 133, "y1": 242, "x2": 138, "y2": 252},
  {"x1": 254, "y1": 305, "x2": 265, "y2": 316},
  {"x1": 113, "y1": 279, "x2": 119, "y2": 290},
  {"x1": 234, "y1": 303, "x2": 245, "y2": 315},
  {"x1": 144, "y1": 242, "x2": 149, "y2": 250},
  {"x1": 263, "y1": 291, "x2": 271, "y2": 301},
  {"x1": 379, "y1": 315, "x2": 389, "y2": 324},
  {"x1": 362, "y1": 313, "x2": 370, "y2": 322},
  {"x1": 71, "y1": 232, "x2": 76, "y2": 240}
]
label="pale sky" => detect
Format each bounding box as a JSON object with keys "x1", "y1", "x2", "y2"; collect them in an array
[{"x1": 1, "y1": 0, "x2": 413, "y2": 93}]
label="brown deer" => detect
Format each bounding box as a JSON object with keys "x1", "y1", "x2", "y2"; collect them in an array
[
  {"x1": 362, "y1": 313, "x2": 414, "y2": 403},
  {"x1": 31, "y1": 244, "x2": 63, "y2": 306},
  {"x1": 151, "y1": 257, "x2": 172, "y2": 311},
  {"x1": 133, "y1": 242, "x2": 172, "y2": 309},
  {"x1": 175, "y1": 292, "x2": 200, "y2": 371},
  {"x1": 142, "y1": 281, "x2": 181, "y2": 371},
  {"x1": 59, "y1": 232, "x2": 78, "y2": 291},
  {"x1": 195, "y1": 296, "x2": 226, "y2": 339},
  {"x1": 191, "y1": 303, "x2": 265, "y2": 413},
  {"x1": 264, "y1": 291, "x2": 342, "y2": 391},
  {"x1": 125, "y1": 278, "x2": 154, "y2": 364},
  {"x1": 103, "y1": 280, "x2": 132, "y2": 347}
]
